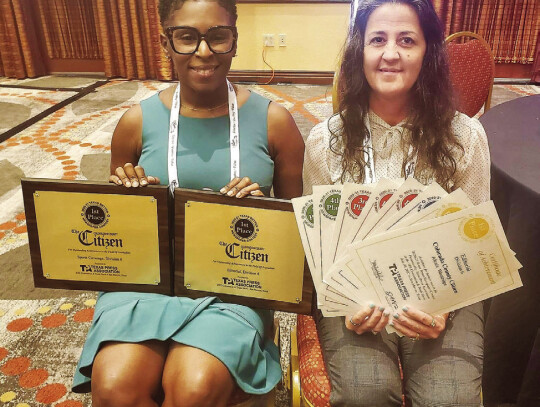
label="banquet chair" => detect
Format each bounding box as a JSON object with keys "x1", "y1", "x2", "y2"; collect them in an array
[
  {"x1": 331, "y1": 67, "x2": 341, "y2": 114},
  {"x1": 302, "y1": 60, "x2": 339, "y2": 407},
  {"x1": 288, "y1": 314, "x2": 331, "y2": 407},
  {"x1": 445, "y1": 31, "x2": 495, "y2": 117}
]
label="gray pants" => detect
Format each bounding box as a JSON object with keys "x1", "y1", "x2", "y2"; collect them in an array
[{"x1": 316, "y1": 303, "x2": 484, "y2": 407}]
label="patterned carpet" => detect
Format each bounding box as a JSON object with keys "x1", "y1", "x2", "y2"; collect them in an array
[
  {"x1": 0, "y1": 76, "x2": 538, "y2": 406},
  {"x1": 0, "y1": 77, "x2": 334, "y2": 407},
  {"x1": 0, "y1": 295, "x2": 96, "y2": 406}
]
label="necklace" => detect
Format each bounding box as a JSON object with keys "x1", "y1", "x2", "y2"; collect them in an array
[
  {"x1": 180, "y1": 84, "x2": 236, "y2": 112},
  {"x1": 181, "y1": 100, "x2": 228, "y2": 111}
]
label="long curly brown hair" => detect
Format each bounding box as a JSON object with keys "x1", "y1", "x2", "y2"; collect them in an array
[{"x1": 332, "y1": 0, "x2": 462, "y2": 191}]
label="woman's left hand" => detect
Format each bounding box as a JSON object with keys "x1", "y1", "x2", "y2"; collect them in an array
[
  {"x1": 220, "y1": 177, "x2": 264, "y2": 198},
  {"x1": 390, "y1": 306, "x2": 448, "y2": 340}
]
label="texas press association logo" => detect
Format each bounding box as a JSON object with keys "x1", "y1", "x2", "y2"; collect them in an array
[
  {"x1": 81, "y1": 201, "x2": 109, "y2": 228},
  {"x1": 230, "y1": 215, "x2": 259, "y2": 242}
]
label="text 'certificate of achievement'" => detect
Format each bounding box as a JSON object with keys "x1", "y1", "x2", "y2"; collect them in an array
[
  {"x1": 184, "y1": 201, "x2": 305, "y2": 303},
  {"x1": 34, "y1": 190, "x2": 161, "y2": 284}
]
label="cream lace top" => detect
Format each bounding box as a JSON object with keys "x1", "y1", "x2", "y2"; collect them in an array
[{"x1": 303, "y1": 110, "x2": 490, "y2": 205}]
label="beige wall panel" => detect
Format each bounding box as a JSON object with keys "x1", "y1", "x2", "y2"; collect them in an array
[{"x1": 232, "y1": 3, "x2": 350, "y2": 71}]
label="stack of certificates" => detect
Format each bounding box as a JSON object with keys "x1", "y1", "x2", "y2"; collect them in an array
[{"x1": 292, "y1": 178, "x2": 522, "y2": 318}]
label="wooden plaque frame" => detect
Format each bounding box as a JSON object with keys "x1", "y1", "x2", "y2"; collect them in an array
[
  {"x1": 21, "y1": 179, "x2": 173, "y2": 295},
  {"x1": 174, "y1": 188, "x2": 314, "y2": 314}
]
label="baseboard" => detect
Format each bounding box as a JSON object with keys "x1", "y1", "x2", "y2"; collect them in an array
[
  {"x1": 494, "y1": 63, "x2": 532, "y2": 79},
  {"x1": 494, "y1": 78, "x2": 535, "y2": 85},
  {"x1": 228, "y1": 70, "x2": 334, "y2": 85}
]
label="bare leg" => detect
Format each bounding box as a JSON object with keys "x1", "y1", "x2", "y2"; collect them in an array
[
  {"x1": 92, "y1": 340, "x2": 168, "y2": 407},
  {"x1": 162, "y1": 343, "x2": 236, "y2": 407}
]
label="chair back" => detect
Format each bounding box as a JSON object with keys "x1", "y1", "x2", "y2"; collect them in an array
[
  {"x1": 332, "y1": 67, "x2": 341, "y2": 114},
  {"x1": 332, "y1": 63, "x2": 343, "y2": 113},
  {"x1": 445, "y1": 31, "x2": 495, "y2": 117}
]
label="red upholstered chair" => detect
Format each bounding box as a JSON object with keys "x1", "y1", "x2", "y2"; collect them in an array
[
  {"x1": 288, "y1": 314, "x2": 331, "y2": 407},
  {"x1": 445, "y1": 31, "x2": 495, "y2": 117}
]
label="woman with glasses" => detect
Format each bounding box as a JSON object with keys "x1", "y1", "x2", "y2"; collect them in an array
[
  {"x1": 72, "y1": 0, "x2": 304, "y2": 405},
  {"x1": 304, "y1": 0, "x2": 488, "y2": 405}
]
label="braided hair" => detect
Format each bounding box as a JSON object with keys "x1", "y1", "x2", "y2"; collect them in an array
[{"x1": 158, "y1": 0, "x2": 238, "y2": 25}]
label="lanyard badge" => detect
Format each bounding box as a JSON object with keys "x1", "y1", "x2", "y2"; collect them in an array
[{"x1": 167, "y1": 80, "x2": 240, "y2": 195}]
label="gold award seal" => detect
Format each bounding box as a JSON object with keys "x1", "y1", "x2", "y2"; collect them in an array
[{"x1": 460, "y1": 216, "x2": 491, "y2": 241}]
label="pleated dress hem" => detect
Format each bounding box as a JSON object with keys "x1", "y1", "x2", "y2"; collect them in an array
[{"x1": 72, "y1": 292, "x2": 281, "y2": 395}]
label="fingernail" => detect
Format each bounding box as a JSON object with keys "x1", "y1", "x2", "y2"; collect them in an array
[
  {"x1": 227, "y1": 190, "x2": 234, "y2": 196},
  {"x1": 393, "y1": 313, "x2": 400, "y2": 319},
  {"x1": 402, "y1": 306, "x2": 409, "y2": 312},
  {"x1": 125, "y1": 181, "x2": 131, "y2": 187},
  {"x1": 132, "y1": 181, "x2": 139, "y2": 187},
  {"x1": 236, "y1": 192, "x2": 243, "y2": 198},
  {"x1": 250, "y1": 190, "x2": 258, "y2": 195},
  {"x1": 378, "y1": 306, "x2": 385, "y2": 311},
  {"x1": 141, "y1": 180, "x2": 147, "y2": 186},
  {"x1": 116, "y1": 180, "x2": 122, "y2": 185},
  {"x1": 389, "y1": 320, "x2": 395, "y2": 327},
  {"x1": 383, "y1": 310, "x2": 391, "y2": 317},
  {"x1": 220, "y1": 188, "x2": 226, "y2": 194},
  {"x1": 369, "y1": 303, "x2": 375, "y2": 309}
]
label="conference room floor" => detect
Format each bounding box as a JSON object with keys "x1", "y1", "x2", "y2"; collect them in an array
[{"x1": 0, "y1": 76, "x2": 538, "y2": 406}]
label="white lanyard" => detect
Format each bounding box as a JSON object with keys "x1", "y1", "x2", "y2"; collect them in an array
[
  {"x1": 167, "y1": 80, "x2": 239, "y2": 195},
  {"x1": 363, "y1": 116, "x2": 417, "y2": 184}
]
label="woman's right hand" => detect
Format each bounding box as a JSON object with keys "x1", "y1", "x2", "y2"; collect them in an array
[
  {"x1": 219, "y1": 176, "x2": 264, "y2": 198},
  {"x1": 345, "y1": 303, "x2": 391, "y2": 335},
  {"x1": 109, "y1": 163, "x2": 160, "y2": 187}
]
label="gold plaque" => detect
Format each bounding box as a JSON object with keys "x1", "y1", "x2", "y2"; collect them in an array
[
  {"x1": 33, "y1": 190, "x2": 160, "y2": 285},
  {"x1": 184, "y1": 201, "x2": 305, "y2": 303},
  {"x1": 22, "y1": 182, "x2": 312, "y2": 311}
]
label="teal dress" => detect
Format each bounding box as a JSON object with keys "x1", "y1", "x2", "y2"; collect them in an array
[{"x1": 72, "y1": 90, "x2": 280, "y2": 394}]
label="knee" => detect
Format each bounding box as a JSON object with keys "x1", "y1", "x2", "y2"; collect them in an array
[
  {"x1": 331, "y1": 382, "x2": 402, "y2": 407},
  {"x1": 412, "y1": 384, "x2": 481, "y2": 407},
  {"x1": 92, "y1": 375, "x2": 153, "y2": 407},
  {"x1": 163, "y1": 371, "x2": 232, "y2": 407}
]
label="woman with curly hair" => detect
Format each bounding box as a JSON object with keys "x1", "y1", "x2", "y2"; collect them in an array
[
  {"x1": 304, "y1": 0, "x2": 489, "y2": 405},
  {"x1": 71, "y1": 0, "x2": 304, "y2": 405}
]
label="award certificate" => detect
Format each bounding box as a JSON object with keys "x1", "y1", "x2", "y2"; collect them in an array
[{"x1": 349, "y1": 201, "x2": 522, "y2": 315}]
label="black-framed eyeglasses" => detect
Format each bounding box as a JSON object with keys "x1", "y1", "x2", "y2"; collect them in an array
[{"x1": 165, "y1": 25, "x2": 237, "y2": 55}]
